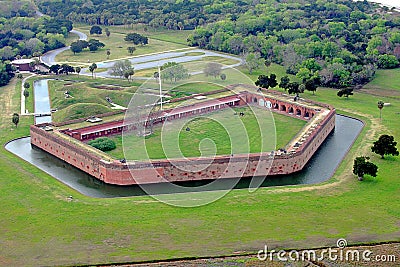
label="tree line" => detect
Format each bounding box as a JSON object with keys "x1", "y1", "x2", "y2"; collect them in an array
[
  {"x1": 35, "y1": 0, "x2": 250, "y2": 30},
  {"x1": 0, "y1": 4, "x2": 73, "y2": 86},
  {"x1": 0, "y1": 16, "x2": 72, "y2": 60}
]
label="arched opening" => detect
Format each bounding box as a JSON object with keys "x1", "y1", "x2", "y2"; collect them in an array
[
  {"x1": 253, "y1": 97, "x2": 258, "y2": 103},
  {"x1": 288, "y1": 107, "x2": 294, "y2": 114},
  {"x1": 296, "y1": 109, "x2": 301, "y2": 116},
  {"x1": 305, "y1": 111, "x2": 310, "y2": 118},
  {"x1": 274, "y1": 103, "x2": 279, "y2": 109},
  {"x1": 280, "y1": 105, "x2": 286, "y2": 112}
]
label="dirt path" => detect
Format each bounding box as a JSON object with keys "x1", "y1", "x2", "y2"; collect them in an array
[
  {"x1": 1, "y1": 78, "x2": 18, "y2": 124},
  {"x1": 21, "y1": 73, "x2": 36, "y2": 115}
]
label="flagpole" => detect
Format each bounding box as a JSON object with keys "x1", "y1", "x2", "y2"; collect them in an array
[{"x1": 158, "y1": 65, "x2": 163, "y2": 110}]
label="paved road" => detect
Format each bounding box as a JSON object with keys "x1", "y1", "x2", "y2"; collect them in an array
[
  {"x1": 41, "y1": 30, "x2": 88, "y2": 66},
  {"x1": 41, "y1": 29, "x2": 242, "y2": 78},
  {"x1": 81, "y1": 48, "x2": 243, "y2": 78}
]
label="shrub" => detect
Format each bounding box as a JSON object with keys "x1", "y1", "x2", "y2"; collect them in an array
[{"x1": 88, "y1": 137, "x2": 116, "y2": 152}]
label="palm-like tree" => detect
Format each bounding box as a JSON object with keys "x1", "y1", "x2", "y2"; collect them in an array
[
  {"x1": 377, "y1": 100, "x2": 384, "y2": 120},
  {"x1": 89, "y1": 63, "x2": 98, "y2": 78}
]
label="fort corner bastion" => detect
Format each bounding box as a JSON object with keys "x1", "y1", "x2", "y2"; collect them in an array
[{"x1": 30, "y1": 88, "x2": 336, "y2": 185}]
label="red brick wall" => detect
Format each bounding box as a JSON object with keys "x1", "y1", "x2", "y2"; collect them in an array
[{"x1": 30, "y1": 90, "x2": 336, "y2": 186}]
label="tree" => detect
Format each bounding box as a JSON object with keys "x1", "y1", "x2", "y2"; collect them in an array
[
  {"x1": 59, "y1": 64, "x2": 75, "y2": 75},
  {"x1": 161, "y1": 62, "x2": 189, "y2": 82},
  {"x1": 279, "y1": 76, "x2": 290, "y2": 91},
  {"x1": 90, "y1": 25, "x2": 103, "y2": 35},
  {"x1": 49, "y1": 64, "x2": 61, "y2": 75},
  {"x1": 105, "y1": 28, "x2": 110, "y2": 38},
  {"x1": 287, "y1": 82, "x2": 303, "y2": 97},
  {"x1": 353, "y1": 156, "x2": 378, "y2": 181},
  {"x1": 220, "y1": 73, "x2": 227, "y2": 81},
  {"x1": 255, "y1": 74, "x2": 277, "y2": 89},
  {"x1": 304, "y1": 77, "x2": 320, "y2": 95},
  {"x1": 70, "y1": 41, "x2": 84, "y2": 54},
  {"x1": 377, "y1": 100, "x2": 384, "y2": 120},
  {"x1": 89, "y1": 63, "x2": 97, "y2": 78},
  {"x1": 17, "y1": 74, "x2": 23, "y2": 80},
  {"x1": 88, "y1": 39, "x2": 105, "y2": 52},
  {"x1": 123, "y1": 71, "x2": 130, "y2": 81},
  {"x1": 12, "y1": 113, "x2": 19, "y2": 127},
  {"x1": 127, "y1": 68, "x2": 135, "y2": 80},
  {"x1": 123, "y1": 68, "x2": 135, "y2": 81},
  {"x1": 106, "y1": 50, "x2": 111, "y2": 59},
  {"x1": 125, "y1": 33, "x2": 148, "y2": 45},
  {"x1": 337, "y1": 88, "x2": 354, "y2": 98},
  {"x1": 377, "y1": 54, "x2": 399, "y2": 69},
  {"x1": 23, "y1": 89, "x2": 29, "y2": 98},
  {"x1": 75, "y1": 66, "x2": 81, "y2": 75},
  {"x1": 24, "y1": 82, "x2": 30, "y2": 90},
  {"x1": 296, "y1": 68, "x2": 312, "y2": 82},
  {"x1": 109, "y1": 60, "x2": 132, "y2": 78},
  {"x1": 203, "y1": 62, "x2": 222, "y2": 78},
  {"x1": 245, "y1": 52, "x2": 263, "y2": 74},
  {"x1": 371, "y1": 135, "x2": 399, "y2": 159},
  {"x1": 127, "y1": 46, "x2": 136, "y2": 55}
]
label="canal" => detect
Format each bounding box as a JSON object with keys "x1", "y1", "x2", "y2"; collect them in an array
[{"x1": 33, "y1": 79, "x2": 52, "y2": 124}]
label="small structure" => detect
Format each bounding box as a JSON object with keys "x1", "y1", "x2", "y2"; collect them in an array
[
  {"x1": 11, "y1": 59, "x2": 35, "y2": 72},
  {"x1": 86, "y1": 117, "x2": 103, "y2": 123},
  {"x1": 194, "y1": 95, "x2": 207, "y2": 100}
]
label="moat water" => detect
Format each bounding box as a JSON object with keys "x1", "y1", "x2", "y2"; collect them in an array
[
  {"x1": 5, "y1": 115, "x2": 363, "y2": 198},
  {"x1": 33, "y1": 79, "x2": 52, "y2": 124}
]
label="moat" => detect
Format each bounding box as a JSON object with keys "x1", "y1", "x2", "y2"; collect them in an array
[{"x1": 5, "y1": 115, "x2": 363, "y2": 198}]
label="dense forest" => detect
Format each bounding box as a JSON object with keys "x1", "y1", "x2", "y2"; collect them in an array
[
  {"x1": 0, "y1": 3, "x2": 72, "y2": 85},
  {"x1": 188, "y1": 0, "x2": 400, "y2": 88},
  {"x1": 33, "y1": 0, "x2": 400, "y2": 89},
  {"x1": 35, "y1": 0, "x2": 249, "y2": 29}
]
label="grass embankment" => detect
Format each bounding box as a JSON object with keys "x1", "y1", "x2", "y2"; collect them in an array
[
  {"x1": 107, "y1": 107, "x2": 306, "y2": 160},
  {"x1": 0, "y1": 64, "x2": 399, "y2": 266},
  {"x1": 47, "y1": 76, "x2": 138, "y2": 122}
]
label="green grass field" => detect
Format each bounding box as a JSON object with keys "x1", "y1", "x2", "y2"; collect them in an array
[
  {"x1": 107, "y1": 107, "x2": 306, "y2": 160},
  {"x1": 56, "y1": 27, "x2": 189, "y2": 66},
  {"x1": 103, "y1": 24, "x2": 193, "y2": 45},
  {"x1": 0, "y1": 50, "x2": 399, "y2": 266}
]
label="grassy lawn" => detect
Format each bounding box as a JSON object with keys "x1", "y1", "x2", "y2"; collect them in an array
[
  {"x1": 238, "y1": 63, "x2": 300, "y2": 83},
  {"x1": 171, "y1": 82, "x2": 224, "y2": 95},
  {"x1": 102, "y1": 25, "x2": 193, "y2": 45},
  {"x1": 0, "y1": 61, "x2": 399, "y2": 267},
  {"x1": 106, "y1": 107, "x2": 305, "y2": 160},
  {"x1": 56, "y1": 27, "x2": 189, "y2": 65}
]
